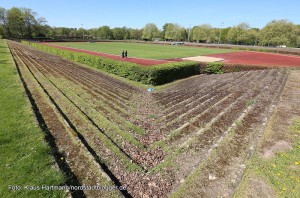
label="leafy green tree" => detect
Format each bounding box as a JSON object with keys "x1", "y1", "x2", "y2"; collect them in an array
[
  {"x1": 220, "y1": 27, "x2": 231, "y2": 43},
  {"x1": 77, "y1": 27, "x2": 87, "y2": 39},
  {"x1": 69, "y1": 28, "x2": 78, "y2": 37},
  {"x1": 109, "y1": 26, "x2": 130, "y2": 40},
  {"x1": 46, "y1": 27, "x2": 57, "y2": 37},
  {"x1": 164, "y1": 23, "x2": 186, "y2": 41},
  {"x1": 259, "y1": 19, "x2": 297, "y2": 47},
  {"x1": 226, "y1": 23, "x2": 253, "y2": 45},
  {"x1": 7, "y1": 7, "x2": 24, "y2": 37},
  {"x1": 0, "y1": 25, "x2": 4, "y2": 38},
  {"x1": 97, "y1": 26, "x2": 113, "y2": 39},
  {"x1": 46, "y1": 27, "x2": 84, "y2": 38},
  {"x1": 87, "y1": 28, "x2": 97, "y2": 38},
  {"x1": 54, "y1": 27, "x2": 72, "y2": 38},
  {"x1": 142, "y1": 23, "x2": 160, "y2": 40},
  {"x1": 0, "y1": 7, "x2": 11, "y2": 37},
  {"x1": 247, "y1": 28, "x2": 259, "y2": 45},
  {"x1": 297, "y1": 36, "x2": 300, "y2": 48},
  {"x1": 32, "y1": 17, "x2": 48, "y2": 37},
  {"x1": 21, "y1": 8, "x2": 38, "y2": 37},
  {"x1": 162, "y1": 23, "x2": 172, "y2": 40},
  {"x1": 210, "y1": 28, "x2": 219, "y2": 43},
  {"x1": 0, "y1": 6, "x2": 46, "y2": 38},
  {"x1": 192, "y1": 24, "x2": 216, "y2": 43},
  {"x1": 32, "y1": 11, "x2": 46, "y2": 37},
  {"x1": 129, "y1": 28, "x2": 142, "y2": 40},
  {"x1": 112, "y1": 27, "x2": 125, "y2": 40},
  {"x1": 122, "y1": 26, "x2": 130, "y2": 40},
  {"x1": 296, "y1": 25, "x2": 300, "y2": 47}
]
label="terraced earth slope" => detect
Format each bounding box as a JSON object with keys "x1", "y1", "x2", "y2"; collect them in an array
[{"x1": 7, "y1": 40, "x2": 289, "y2": 197}]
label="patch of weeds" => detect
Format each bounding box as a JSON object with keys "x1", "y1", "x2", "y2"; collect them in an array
[
  {"x1": 246, "y1": 99, "x2": 255, "y2": 107},
  {"x1": 169, "y1": 129, "x2": 182, "y2": 141},
  {"x1": 245, "y1": 118, "x2": 300, "y2": 197},
  {"x1": 289, "y1": 119, "x2": 300, "y2": 134},
  {"x1": 235, "y1": 120, "x2": 243, "y2": 126},
  {"x1": 148, "y1": 114, "x2": 158, "y2": 119},
  {"x1": 149, "y1": 156, "x2": 178, "y2": 174}
]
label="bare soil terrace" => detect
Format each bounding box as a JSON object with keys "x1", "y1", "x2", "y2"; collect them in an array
[{"x1": 7, "y1": 40, "x2": 292, "y2": 197}]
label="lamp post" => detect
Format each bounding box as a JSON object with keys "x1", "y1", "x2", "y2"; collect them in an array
[{"x1": 218, "y1": 22, "x2": 224, "y2": 44}]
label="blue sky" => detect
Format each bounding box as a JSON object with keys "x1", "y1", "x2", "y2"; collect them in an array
[{"x1": 1, "y1": 0, "x2": 300, "y2": 29}]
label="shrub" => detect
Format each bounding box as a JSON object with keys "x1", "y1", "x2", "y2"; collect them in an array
[
  {"x1": 204, "y1": 62, "x2": 224, "y2": 74},
  {"x1": 145, "y1": 61, "x2": 200, "y2": 85},
  {"x1": 27, "y1": 43, "x2": 200, "y2": 85},
  {"x1": 222, "y1": 63, "x2": 271, "y2": 72}
]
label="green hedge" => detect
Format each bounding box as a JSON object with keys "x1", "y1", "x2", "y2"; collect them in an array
[
  {"x1": 204, "y1": 62, "x2": 224, "y2": 74},
  {"x1": 199, "y1": 61, "x2": 273, "y2": 74},
  {"x1": 27, "y1": 42, "x2": 200, "y2": 85}
]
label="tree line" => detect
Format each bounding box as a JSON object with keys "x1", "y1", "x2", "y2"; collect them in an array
[
  {"x1": 0, "y1": 7, "x2": 47, "y2": 38},
  {"x1": 1, "y1": 7, "x2": 300, "y2": 47}
]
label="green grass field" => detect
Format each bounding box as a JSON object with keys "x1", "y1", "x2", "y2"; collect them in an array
[
  {"x1": 0, "y1": 40, "x2": 66, "y2": 197},
  {"x1": 53, "y1": 42, "x2": 236, "y2": 59}
]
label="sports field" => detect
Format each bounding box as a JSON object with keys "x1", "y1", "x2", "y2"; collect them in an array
[{"x1": 52, "y1": 42, "x2": 236, "y2": 59}]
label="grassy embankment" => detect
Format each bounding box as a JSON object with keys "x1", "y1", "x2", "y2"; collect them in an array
[
  {"x1": 0, "y1": 39, "x2": 66, "y2": 197},
  {"x1": 234, "y1": 70, "x2": 300, "y2": 198},
  {"x1": 234, "y1": 118, "x2": 300, "y2": 197}
]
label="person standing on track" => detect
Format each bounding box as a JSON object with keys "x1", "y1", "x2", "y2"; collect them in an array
[
  {"x1": 122, "y1": 50, "x2": 125, "y2": 58},
  {"x1": 125, "y1": 50, "x2": 128, "y2": 58}
]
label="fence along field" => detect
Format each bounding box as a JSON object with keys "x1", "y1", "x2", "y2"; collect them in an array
[{"x1": 7, "y1": 40, "x2": 288, "y2": 197}]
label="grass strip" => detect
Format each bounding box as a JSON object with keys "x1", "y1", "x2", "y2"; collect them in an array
[{"x1": 0, "y1": 39, "x2": 66, "y2": 197}]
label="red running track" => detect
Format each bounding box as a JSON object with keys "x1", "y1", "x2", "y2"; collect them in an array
[
  {"x1": 208, "y1": 51, "x2": 300, "y2": 67},
  {"x1": 41, "y1": 43, "x2": 170, "y2": 66}
]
